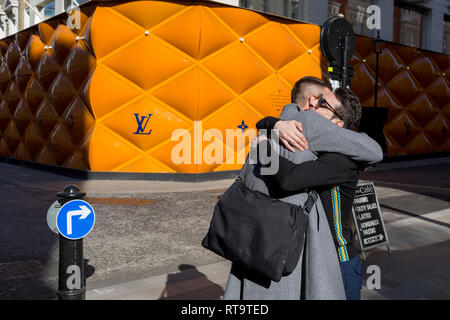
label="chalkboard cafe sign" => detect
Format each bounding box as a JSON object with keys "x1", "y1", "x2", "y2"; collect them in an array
[{"x1": 352, "y1": 182, "x2": 391, "y2": 258}]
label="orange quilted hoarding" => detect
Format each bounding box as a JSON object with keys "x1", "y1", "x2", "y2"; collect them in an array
[
  {"x1": 349, "y1": 36, "x2": 450, "y2": 156},
  {"x1": 0, "y1": 0, "x2": 448, "y2": 175}
]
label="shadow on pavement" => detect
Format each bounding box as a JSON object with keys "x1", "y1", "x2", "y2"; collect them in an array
[{"x1": 159, "y1": 264, "x2": 224, "y2": 300}]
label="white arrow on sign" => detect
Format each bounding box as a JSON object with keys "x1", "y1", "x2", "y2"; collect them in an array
[{"x1": 66, "y1": 205, "x2": 91, "y2": 235}]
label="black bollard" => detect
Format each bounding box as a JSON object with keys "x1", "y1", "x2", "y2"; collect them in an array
[{"x1": 56, "y1": 184, "x2": 87, "y2": 300}]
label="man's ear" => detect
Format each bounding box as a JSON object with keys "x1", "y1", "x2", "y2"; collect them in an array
[
  {"x1": 307, "y1": 94, "x2": 319, "y2": 107},
  {"x1": 331, "y1": 118, "x2": 345, "y2": 128}
]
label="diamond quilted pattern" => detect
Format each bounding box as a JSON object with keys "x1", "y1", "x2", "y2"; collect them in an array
[
  {"x1": 351, "y1": 63, "x2": 375, "y2": 104},
  {"x1": 0, "y1": 100, "x2": 11, "y2": 131},
  {"x1": 38, "y1": 22, "x2": 56, "y2": 45},
  {"x1": 63, "y1": 96, "x2": 95, "y2": 146},
  {"x1": 86, "y1": 65, "x2": 141, "y2": 119},
  {"x1": 362, "y1": 87, "x2": 403, "y2": 123},
  {"x1": 89, "y1": 125, "x2": 141, "y2": 171},
  {"x1": 25, "y1": 35, "x2": 45, "y2": 70},
  {"x1": 203, "y1": 43, "x2": 272, "y2": 94},
  {"x1": 13, "y1": 99, "x2": 32, "y2": 135},
  {"x1": 211, "y1": 6, "x2": 268, "y2": 36},
  {"x1": 366, "y1": 48, "x2": 402, "y2": 84},
  {"x1": 47, "y1": 72, "x2": 77, "y2": 116},
  {"x1": 384, "y1": 111, "x2": 421, "y2": 147},
  {"x1": 65, "y1": 151, "x2": 90, "y2": 170},
  {"x1": 64, "y1": 41, "x2": 96, "y2": 90},
  {"x1": 89, "y1": 7, "x2": 142, "y2": 60},
  {"x1": 0, "y1": 137, "x2": 9, "y2": 156},
  {"x1": 25, "y1": 77, "x2": 46, "y2": 115},
  {"x1": 6, "y1": 43, "x2": 21, "y2": 73},
  {"x1": 5, "y1": 81, "x2": 22, "y2": 113},
  {"x1": 24, "y1": 120, "x2": 45, "y2": 159},
  {"x1": 408, "y1": 55, "x2": 442, "y2": 89},
  {"x1": 406, "y1": 94, "x2": 439, "y2": 127},
  {"x1": 0, "y1": 0, "x2": 447, "y2": 174},
  {"x1": 35, "y1": 143, "x2": 57, "y2": 165},
  {"x1": 49, "y1": 121, "x2": 75, "y2": 165},
  {"x1": 353, "y1": 35, "x2": 449, "y2": 156},
  {"x1": 387, "y1": 70, "x2": 422, "y2": 106},
  {"x1": 202, "y1": 100, "x2": 260, "y2": 150},
  {"x1": 242, "y1": 75, "x2": 291, "y2": 116},
  {"x1": 280, "y1": 52, "x2": 322, "y2": 86},
  {"x1": 112, "y1": 0, "x2": 186, "y2": 30},
  {"x1": 13, "y1": 141, "x2": 30, "y2": 161},
  {"x1": 103, "y1": 35, "x2": 193, "y2": 90},
  {"x1": 152, "y1": 67, "x2": 235, "y2": 120},
  {"x1": 426, "y1": 77, "x2": 450, "y2": 107},
  {"x1": 153, "y1": 6, "x2": 236, "y2": 60},
  {"x1": 246, "y1": 23, "x2": 306, "y2": 70},
  {"x1": 51, "y1": 25, "x2": 77, "y2": 65},
  {"x1": 101, "y1": 95, "x2": 192, "y2": 151},
  {"x1": 36, "y1": 53, "x2": 60, "y2": 92},
  {"x1": 14, "y1": 57, "x2": 33, "y2": 91},
  {"x1": 424, "y1": 114, "x2": 449, "y2": 147},
  {"x1": 403, "y1": 132, "x2": 438, "y2": 154},
  {"x1": 0, "y1": 63, "x2": 11, "y2": 93},
  {"x1": 5, "y1": 120, "x2": 21, "y2": 152},
  {"x1": 148, "y1": 127, "x2": 199, "y2": 173},
  {"x1": 392, "y1": 45, "x2": 422, "y2": 66},
  {"x1": 35, "y1": 97, "x2": 59, "y2": 139}
]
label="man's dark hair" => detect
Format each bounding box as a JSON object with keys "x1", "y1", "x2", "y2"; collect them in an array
[
  {"x1": 334, "y1": 87, "x2": 362, "y2": 130},
  {"x1": 291, "y1": 76, "x2": 332, "y2": 104}
]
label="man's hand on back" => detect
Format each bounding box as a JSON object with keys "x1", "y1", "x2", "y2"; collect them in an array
[{"x1": 274, "y1": 120, "x2": 308, "y2": 152}]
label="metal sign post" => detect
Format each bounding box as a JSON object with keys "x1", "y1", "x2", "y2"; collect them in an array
[
  {"x1": 352, "y1": 181, "x2": 391, "y2": 261},
  {"x1": 51, "y1": 184, "x2": 95, "y2": 300}
]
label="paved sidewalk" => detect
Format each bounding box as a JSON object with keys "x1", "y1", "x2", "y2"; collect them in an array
[
  {"x1": 0, "y1": 157, "x2": 448, "y2": 300},
  {"x1": 86, "y1": 208, "x2": 450, "y2": 300}
]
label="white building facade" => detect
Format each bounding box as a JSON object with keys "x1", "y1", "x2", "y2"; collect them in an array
[
  {"x1": 215, "y1": 0, "x2": 450, "y2": 55},
  {"x1": 1, "y1": 0, "x2": 448, "y2": 55}
]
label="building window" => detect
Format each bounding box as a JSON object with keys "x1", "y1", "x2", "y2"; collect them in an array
[
  {"x1": 44, "y1": 2, "x2": 55, "y2": 18},
  {"x1": 239, "y1": 0, "x2": 252, "y2": 9},
  {"x1": 444, "y1": 15, "x2": 450, "y2": 55},
  {"x1": 328, "y1": 1, "x2": 343, "y2": 16},
  {"x1": 283, "y1": 0, "x2": 290, "y2": 17},
  {"x1": 260, "y1": 0, "x2": 268, "y2": 12},
  {"x1": 290, "y1": 0, "x2": 299, "y2": 19},
  {"x1": 327, "y1": 0, "x2": 371, "y2": 36},
  {"x1": 393, "y1": 2, "x2": 426, "y2": 48},
  {"x1": 282, "y1": 0, "x2": 299, "y2": 19}
]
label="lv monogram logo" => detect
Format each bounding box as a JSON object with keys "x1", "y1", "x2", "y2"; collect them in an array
[{"x1": 134, "y1": 113, "x2": 153, "y2": 135}]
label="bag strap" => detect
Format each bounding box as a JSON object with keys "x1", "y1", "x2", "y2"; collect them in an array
[{"x1": 303, "y1": 190, "x2": 318, "y2": 216}]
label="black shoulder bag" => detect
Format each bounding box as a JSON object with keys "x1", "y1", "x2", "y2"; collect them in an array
[{"x1": 202, "y1": 176, "x2": 318, "y2": 282}]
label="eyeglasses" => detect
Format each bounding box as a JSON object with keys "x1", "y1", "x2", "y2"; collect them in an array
[{"x1": 310, "y1": 94, "x2": 343, "y2": 121}]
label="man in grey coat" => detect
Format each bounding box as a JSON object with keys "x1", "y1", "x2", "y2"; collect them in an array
[{"x1": 223, "y1": 78, "x2": 383, "y2": 300}]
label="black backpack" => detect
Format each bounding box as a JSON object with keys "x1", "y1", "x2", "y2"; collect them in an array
[{"x1": 202, "y1": 176, "x2": 318, "y2": 282}]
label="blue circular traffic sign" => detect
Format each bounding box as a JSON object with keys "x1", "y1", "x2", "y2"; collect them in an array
[{"x1": 56, "y1": 200, "x2": 95, "y2": 240}]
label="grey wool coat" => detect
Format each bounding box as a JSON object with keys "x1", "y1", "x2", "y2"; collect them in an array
[{"x1": 223, "y1": 105, "x2": 383, "y2": 300}]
